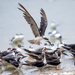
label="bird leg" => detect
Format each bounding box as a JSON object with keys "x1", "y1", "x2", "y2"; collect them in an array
[
  {"x1": 37, "y1": 42, "x2": 40, "y2": 45},
  {"x1": 39, "y1": 67, "x2": 42, "y2": 72},
  {"x1": 54, "y1": 66, "x2": 57, "y2": 70}
]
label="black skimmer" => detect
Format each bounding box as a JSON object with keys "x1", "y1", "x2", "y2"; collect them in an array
[
  {"x1": 26, "y1": 48, "x2": 68, "y2": 70},
  {"x1": 64, "y1": 44, "x2": 75, "y2": 50},
  {"x1": 62, "y1": 44, "x2": 75, "y2": 54},
  {"x1": 26, "y1": 48, "x2": 67, "y2": 60},
  {"x1": 23, "y1": 48, "x2": 47, "y2": 71},
  {"x1": 2, "y1": 51, "x2": 26, "y2": 68},
  {"x1": 0, "y1": 50, "x2": 12, "y2": 59},
  {"x1": 62, "y1": 45, "x2": 75, "y2": 65},
  {"x1": 24, "y1": 47, "x2": 51, "y2": 55},
  {"x1": 8, "y1": 57, "x2": 23, "y2": 68},
  {"x1": 25, "y1": 47, "x2": 68, "y2": 57},
  {"x1": 18, "y1": 3, "x2": 52, "y2": 45}
]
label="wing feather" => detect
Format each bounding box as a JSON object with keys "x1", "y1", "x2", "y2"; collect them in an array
[
  {"x1": 39, "y1": 8, "x2": 48, "y2": 36},
  {"x1": 18, "y1": 3, "x2": 40, "y2": 37}
]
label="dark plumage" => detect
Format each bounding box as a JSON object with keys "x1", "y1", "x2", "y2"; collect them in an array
[
  {"x1": 62, "y1": 45, "x2": 75, "y2": 65},
  {"x1": 9, "y1": 57, "x2": 21, "y2": 67},
  {"x1": 24, "y1": 61, "x2": 44, "y2": 67},
  {"x1": 24, "y1": 49, "x2": 42, "y2": 55},
  {"x1": 47, "y1": 58, "x2": 61, "y2": 65},
  {"x1": 26, "y1": 49, "x2": 61, "y2": 66},
  {"x1": 64, "y1": 44, "x2": 75, "y2": 50},
  {"x1": 18, "y1": 3, "x2": 52, "y2": 45},
  {"x1": 0, "y1": 51, "x2": 11, "y2": 59},
  {"x1": 18, "y1": 3, "x2": 47, "y2": 37}
]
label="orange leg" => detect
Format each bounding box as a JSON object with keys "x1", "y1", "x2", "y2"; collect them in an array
[
  {"x1": 39, "y1": 68, "x2": 42, "y2": 72},
  {"x1": 54, "y1": 66, "x2": 57, "y2": 70}
]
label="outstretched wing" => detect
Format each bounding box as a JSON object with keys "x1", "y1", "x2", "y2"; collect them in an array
[
  {"x1": 39, "y1": 8, "x2": 48, "y2": 36},
  {"x1": 18, "y1": 3, "x2": 40, "y2": 37}
]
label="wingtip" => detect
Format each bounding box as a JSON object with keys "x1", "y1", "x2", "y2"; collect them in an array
[
  {"x1": 40, "y1": 8, "x2": 44, "y2": 11},
  {"x1": 18, "y1": 3, "x2": 21, "y2": 6}
]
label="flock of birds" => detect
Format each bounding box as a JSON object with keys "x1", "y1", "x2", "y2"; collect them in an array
[{"x1": 0, "y1": 3, "x2": 75, "y2": 73}]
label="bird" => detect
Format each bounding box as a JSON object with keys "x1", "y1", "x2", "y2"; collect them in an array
[
  {"x1": 26, "y1": 48, "x2": 67, "y2": 59},
  {"x1": 26, "y1": 50, "x2": 60, "y2": 70},
  {"x1": 8, "y1": 57, "x2": 23, "y2": 68},
  {"x1": 0, "y1": 50, "x2": 12, "y2": 59},
  {"x1": 2, "y1": 50, "x2": 26, "y2": 68},
  {"x1": 18, "y1": 3, "x2": 52, "y2": 45},
  {"x1": 23, "y1": 47, "x2": 51, "y2": 55},
  {"x1": 50, "y1": 21, "x2": 59, "y2": 31},
  {"x1": 10, "y1": 33, "x2": 24, "y2": 43},
  {"x1": 26, "y1": 47, "x2": 68, "y2": 70},
  {"x1": 62, "y1": 44, "x2": 75, "y2": 55},
  {"x1": 64, "y1": 44, "x2": 75, "y2": 50},
  {"x1": 62, "y1": 44, "x2": 75, "y2": 65},
  {"x1": 10, "y1": 33, "x2": 24, "y2": 48},
  {"x1": 49, "y1": 30, "x2": 62, "y2": 40},
  {"x1": 23, "y1": 47, "x2": 47, "y2": 71}
]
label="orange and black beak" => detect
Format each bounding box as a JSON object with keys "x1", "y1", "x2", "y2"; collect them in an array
[
  {"x1": 60, "y1": 50, "x2": 68, "y2": 56},
  {"x1": 47, "y1": 40, "x2": 54, "y2": 46}
]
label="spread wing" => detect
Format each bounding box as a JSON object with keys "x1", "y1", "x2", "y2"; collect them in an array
[
  {"x1": 39, "y1": 8, "x2": 48, "y2": 36},
  {"x1": 18, "y1": 3, "x2": 40, "y2": 37}
]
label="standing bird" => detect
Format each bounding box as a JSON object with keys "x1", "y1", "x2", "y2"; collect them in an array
[{"x1": 18, "y1": 3, "x2": 52, "y2": 45}]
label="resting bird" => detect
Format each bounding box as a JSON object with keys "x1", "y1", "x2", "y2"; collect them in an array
[
  {"x1": 62, "y1": 45, "x2": 75, "y2": 65},
  {"x1": 18, "y1": 3, "x2": 52, "y2": 45},
  {"x1": 64, "y1": 44, "x2": 75, "y2": 50},
  {"x1": 26, "y1": 47, "x2": 68, "y2": 69},
  {"x1": 23, "y1": 48, "x2": 47, "y2": 71},
  {"x1": 0, "y1": 50, "x2": 12, "y2": 59},
  {"x1": 2, "y1": 51, "x2": 25, "y2": 68}
]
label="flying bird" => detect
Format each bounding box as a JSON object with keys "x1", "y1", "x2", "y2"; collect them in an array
[{"x1": 18, "y1": 3, "x2": 52, "y2": 45}]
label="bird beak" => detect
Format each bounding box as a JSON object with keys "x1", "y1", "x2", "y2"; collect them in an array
[
  {"x1": 63, "y1": 53, "x2": 68, "y2": 56},
  {"x1": 47, "y1": 40, "x2": 54, "y2": 46},
  {"x1": 18, "y1": 53, "x2": 21, "y2": 56},
  {"x1": 21, "y1": 56, "x2": 23, "y2": 59},
  {"x1": 60, "y1": 50, "x2": 68, "y2": 56},
  {"x1": 60, "y1": 50, "x2": 66, "y2": 52}
]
